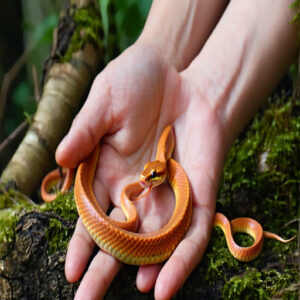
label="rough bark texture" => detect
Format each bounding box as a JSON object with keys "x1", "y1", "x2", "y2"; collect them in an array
[{"x1": 0, "y1": 212, "x2": 78, "y2": 300}]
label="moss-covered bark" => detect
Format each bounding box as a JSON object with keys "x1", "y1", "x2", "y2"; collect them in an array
[{"x1": 0, "y1": 95, "x2": 298, "y2": 299}]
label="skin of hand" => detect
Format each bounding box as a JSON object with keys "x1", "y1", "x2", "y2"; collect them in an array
[{"x1": 55, "y1": 0, "x2": 298, "y2": 299}]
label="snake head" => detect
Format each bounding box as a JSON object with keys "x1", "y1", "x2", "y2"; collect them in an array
[{"x1": 139, "y1": 160, "x2": 167, "y2": 188}]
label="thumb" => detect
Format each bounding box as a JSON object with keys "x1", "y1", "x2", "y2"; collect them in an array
[{"x1": 55, "y1": 74, "x2": 112, "y2": 168}]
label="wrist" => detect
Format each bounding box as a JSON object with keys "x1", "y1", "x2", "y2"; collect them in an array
[{"x1": 137, "y1": 0, "x2": 228, "y2": 71}]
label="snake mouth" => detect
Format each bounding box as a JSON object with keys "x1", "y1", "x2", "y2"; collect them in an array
[
  {"x1": 139, "y1": 179, "x2": 149, "y2": 189},
  {"x1": 135, "y1": 184, "x2": 152, "y2": 200}
]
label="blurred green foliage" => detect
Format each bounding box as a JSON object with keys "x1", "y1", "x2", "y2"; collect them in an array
[
  {"x1": 26, "y1": 13, "x2": 59, "y2": 46},
  {"x1": 290, "y1": 0, "x2": 300, "y2": 25},
  {"x1": 99, "y1": 0, "x2": 151, "y2": 51}
]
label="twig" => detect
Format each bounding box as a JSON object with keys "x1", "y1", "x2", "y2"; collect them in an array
[
  {"x1": 51, "y1": 27, "x2": 58, "y2": 58},
  {"x1": 0, "y1": 119, "x2": 29, "y2": 153},
  {"x1": 32, "y1": 65, "x2": 40, "y2": 103},
  {"x1": 0, "y1": 46, "x2": 33, "y2": 132},
  {"x1": 285, "y1": 218, "x2": 300, "y2": 226}
]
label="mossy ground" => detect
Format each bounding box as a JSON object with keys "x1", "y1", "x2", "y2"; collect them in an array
[
  {"x1": 201, "y1": 96, "x2": 299, "y2": 299},
  {"x1": 0, "y1": 96, "x2": 298, "y2": 299}
]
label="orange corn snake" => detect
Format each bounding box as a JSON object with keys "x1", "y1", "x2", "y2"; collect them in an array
[{"x1": 41, "y1": 125, "x2": 295, "y2": 264}]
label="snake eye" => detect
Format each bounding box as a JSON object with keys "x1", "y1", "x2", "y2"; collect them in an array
[{"x1": 150, "y1": 170, "x2": 157, "y2": 178}]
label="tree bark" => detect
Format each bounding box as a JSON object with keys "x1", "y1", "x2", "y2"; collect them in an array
[
  {"x1": 1, "y1": 0, "x2": 103, "y2": 197},
  {"x1": 0, "y1": 212, "x2": 78, "y2": 300}
]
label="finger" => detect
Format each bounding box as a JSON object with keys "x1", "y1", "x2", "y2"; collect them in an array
[
  {"x1": 136, "y1": 264, "x2": 162, "y2": 293},
  {"x1": 74, "y1": 205, "x2": 126, "y2": 300},
  {"x1": 65, "y1": 218, "x2": 95, "y2": 283},
  {"x1": 154, "y1": 206, "x2": 214, "y2": 300},
  {"x1": 56, "y1": 73, "x2": 112, "y2": 168},
  {"x1": 74, "y1": 250, "x2": 122, "y2": 300}
]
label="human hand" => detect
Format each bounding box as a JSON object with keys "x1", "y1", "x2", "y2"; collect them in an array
[{"x1": 56, "y1": 42, "x2": 226, "y2": 299}]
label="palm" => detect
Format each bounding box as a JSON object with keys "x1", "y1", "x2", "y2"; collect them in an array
[{"x1": 95, "y1": 47, "x2": 222, "y2": 222}]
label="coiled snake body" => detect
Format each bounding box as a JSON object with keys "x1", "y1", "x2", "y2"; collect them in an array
[{"x1": 41, "y1": 125, "x2": 294, "y2": 264}]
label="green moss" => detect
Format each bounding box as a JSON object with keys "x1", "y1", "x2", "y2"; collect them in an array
[
  {"x1": 219, "y1": 98, "x2": 299, "y2": 226},
  {"x1": 62, "y1": 3, "x2": 104, "y2": 62},
  {"x1": 44, "y1": 216, "x2": 73, "y2": 254},
  {"x1": 41, "y1": 191, "x2": 78, "y2": 223},
  {"x1": 204, "y1": 96, "x2": 299, "y2": 298},
  {"x1": 42, "y1": 191, "x2": 78, "y2": 254},
  {"x1": 222, "y1": 268, "x2": 298, "y2": 300},
  {"x1": 204, "y1": 227, "x2": 239, "y2": 282},
  {"x1": 0, "y1": 210, "x2": 18, "y2": 256},
  {"x1": 0, "y1": 186, "x2": 77, "y2": 256},
  {"x1": 0, "y1": 188, "x2": 35, "y2": 256},
  {"x1": 216, "y1": 97, "x2": 299, "y2": 267},
  {"x1": 223, "y1": 268, "x2": 265, "y2": 300}
]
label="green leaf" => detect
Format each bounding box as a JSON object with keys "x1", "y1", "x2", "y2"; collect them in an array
[{"x1": 99, "y1": 0, "x2": 110, "y2": 43}]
